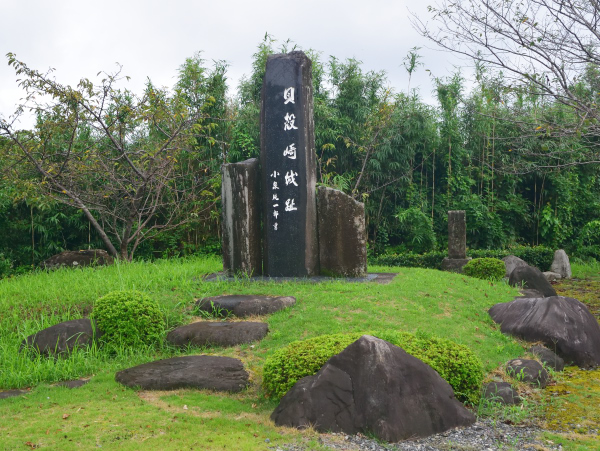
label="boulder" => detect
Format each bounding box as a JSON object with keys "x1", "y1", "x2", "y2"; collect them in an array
[
  {"x1": 550, "y1": 249, "x2": 572, "y2": 279},
  {"x1": 271, "y1": 335, "x2": 475, "y2": 442},
  {"x1": 506, "y1": 359, "x2": 549, "y2": 388},
  {"x1": 502, "y1": 255, "x2": 528, "y2": 278},
  {"x1": 42, "y1": 250, "x2": 114, "y2": 269},
  {"x1": 197, "y1": 295, "x2": 295, "y2": 317},
  {"x1": 20, "y1": 318, "x2": 102, "y2": 355},
  {"x1": 489, "y1": 296, "x2": 600, "y2": 368},
  {"x1": 481, "y1": 382, "x2": 520, "y2": 405},
  {"x1": 529, "y1": 345, "x2": 565, "y2": 372},
  {"x1": 543, "y1": 271, "x2": 562, "y2": 282},
  {"x1": 508, "y1": 265, "x2": 557, "y2": 297},
  {"x1": 166, "y1": 321, "x2": 268, "y2": 348},
  {"x1": 115, "y1": 355, "x2": 249, "y2": 392},
  {"x1": 317, "y1": 186, "x2": 367, "y2": 278}
]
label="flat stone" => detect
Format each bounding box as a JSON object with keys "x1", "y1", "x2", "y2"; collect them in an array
[
  {"x1": 54, "y1": 379, "x2": 90, "y2": 389},
  {"x1": 550, "y1": 249, "x2": 572, "y2": 279},
  {"x1": 481, "y1": 382, "x2": 521, "y2": 405},
  {"x1": 20, "y1": 318, "x2": 102, "y2": 355},
  {"x1": 272, "y1": 335, "x2": 475, "y2": 442},
  {"x1": 543, "y1": 271, "x2": 562, "y2": 282},
  {"x1": 221, "y1": 158, "x2": 262, "y2": 276},
  {"x1": 197, "y1": 295, "x2": 295, "y2": 317},
  {"x1": 166, "y1": 321, "x2": 268, "y2": 348},
  {"x1": 441, "y1": 257, "x2": 472, "y2": 273},
  {"x1": 42, "y1": 249, "x2": 114, "y2": 269},
  {"x1": 115, "y1": 355, "x2": 249, "y2": 392},
  {"x1": 506, "y1": 359, "x2": 549, "y2": 388},
  {"x1": 529, "y1": 345, "x2": 565, "y2": 372},
  {"x1": 0, "y1": 389, "x2": 29, "y2": 399},
  {"x1": 502, "y1": 255, "x2": 528, "y2": 278},
  {"x1": 508, "y1": 265, "x2": 557, "y2": 297},
  {"x1": 489, "y1": 296, "x2": 600, "y2": 368},
  {"x1": 317, "y1": 186, "x2": 367, "y2": 277}
]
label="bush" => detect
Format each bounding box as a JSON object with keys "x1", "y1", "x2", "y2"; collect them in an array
[
  {"x1": 369, "y1": 251, "x2": 446, "y2": 269},
  {"x1": 93, "y1": 290, "x2": 164, "y2": 346},
  {"x1": 262, "y1": 331, "x2": 484, "y2": 404},
  {"x1": 463, "y1": 258, "x2": 506, "y2": 280},
  {"x1": 395, "y1": 207, "x2": 437, "y2": 254},
  {"x1": 579, "y1": 220, "x2": 600, "y2": 247}
]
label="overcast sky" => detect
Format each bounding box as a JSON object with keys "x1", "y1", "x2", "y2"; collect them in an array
[{"x1": 0, "y1": 0, "x2": 470, "y2": 127}]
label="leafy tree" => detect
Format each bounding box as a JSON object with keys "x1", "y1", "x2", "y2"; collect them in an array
[{"x1": 0, "y1": 54, "x2": 225, "y2": 260}]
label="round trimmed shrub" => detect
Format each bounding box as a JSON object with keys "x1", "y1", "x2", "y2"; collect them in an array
[
  {"x1": 93, "y1": 290, "x2": 163, "y2": 346},
  {"x1": 262, "y1": 331, "x2": 484, "y2": 403},
  {"x1": 463, "y1": 257, "x2": 505, "y2": 280}
]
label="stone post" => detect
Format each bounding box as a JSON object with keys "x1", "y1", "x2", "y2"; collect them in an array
[
  {"x1": 221, "y1": 158, "x2": 262, "y2": 276},
  {"x1": 441, "y1": 210, "x2": 471, "y2": 273},
  {"x1": 260, "y1": 51, "x2": 319, "y2": 277}
]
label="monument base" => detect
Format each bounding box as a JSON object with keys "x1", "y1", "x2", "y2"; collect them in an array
[{"x1": 441, "y1": 257, "x2": 472, "y2": 273}]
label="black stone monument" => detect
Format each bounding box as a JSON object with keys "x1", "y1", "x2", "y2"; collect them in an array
[{"x1": 260, "y1": 51, "x2": 319, "y2": 277}]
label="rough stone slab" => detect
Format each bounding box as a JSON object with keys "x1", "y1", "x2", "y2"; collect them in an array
[
  {"x1": 115, "y1": 355, "x2": 249, "y2": 392},
  {"x1": 543, "y1": 271, "x2": 562, "y2": 282},
  {"x1": 489, "y1": 296, "x2": 600, "y2": 368},
  {"x1": 0, "y1": 389, "x2": 29, "y2": 400},
  {"x1": 196, "y1": 295, "x2": 295, "y2": 317},
  {"x1": 166, "y1": 321, "x2": 268, "y2": 348},
  {"x1": 441, "y1": 257, "x2": 471, "y2": 273},
  {"x1": 502, "y1": 255, "x2": 528, "y2": 278},
  {"x1": 261, "y1": 51, "x2": 319, "y2": 277},
  {"x1": 20, "y1": 318, "x2": 102, "y2": 355},
  {"x1": 42, "y1": 249, "x2": 114, "y2": 269},
  {"x1": 317, "y1": 186, "x2": 367, "y2": 278},
  {"x1": 506, "y1": 359, "x2": 549, "y2": 388},
  {"x1": 481, "y1": 382, "x2": 520, "y2": 405},
  {"x1": 550, "y1": 249, "x2": 572, "y2": 279},
  {"x1": 221, "y1": 158, "x2": 262, "y2": 276},
  {"x1": 508, "y1": 265, "x2": 557, "y2": 297},
  {"x1": 271, "y1": 335, "x2": 475, "y2": 442},
  {"x1": 529, "y1": 346, "x2": 565, "y2": 372},
  {"x1": 447, "y1": 211, "x2": 467, "y2": 259}
]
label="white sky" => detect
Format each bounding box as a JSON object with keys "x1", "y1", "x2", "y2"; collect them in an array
[{"x1": 0, "y1": 0, "x2": 470, "y2": 127}]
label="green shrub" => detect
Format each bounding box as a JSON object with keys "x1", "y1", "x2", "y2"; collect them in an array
[
  {"x1": 463, "y1": 258, "x2": 506, "y2": 280},
  {"x1": 369, "y1": 251, "x2": 446, "y2": 269},
  {"x1": 395, "y1": 207, "x2": 437, "y2": 254},
  {"x1": 579, "y1": 220, "x2": 600, "y2": 247},
  {"x1": 262, "y1": 331, "x2": 484, "y2": 404},
  {"x1": 93, "y1": 290, "x2": 164, "y2": 346}
]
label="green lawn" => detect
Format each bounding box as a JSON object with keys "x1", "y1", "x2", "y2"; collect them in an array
[{"x1": 0, "y1": 255, "x2": 582, "y2": 449}]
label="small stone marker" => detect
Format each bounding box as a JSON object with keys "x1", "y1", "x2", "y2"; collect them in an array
[
  {"x1": 550, "y1": 249, "x2": 572, "y2": 279},
  {"x1": 441, "y1": 210, "x2": 471, "y2": 272},
  {"x1": 221, "y1": 158, "x2": 262, "y2": 276},
  {"x1": 260, "y1": 51, "x2": 319, "y2": 277},
  {"x1": 166, "y1": 321, "x2": 268, "y2": 348},
  {"x1": 317, "y1": 186, "x2": 367, "y2": 277},
  {"x1": 197, "y1": 295, "x2": 295, "y2": 317},
  {"x1": 115, "y1": 355, "x2": 249, "y2": 392}
]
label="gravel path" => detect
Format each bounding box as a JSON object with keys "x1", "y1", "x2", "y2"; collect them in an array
[{"x1": 271, "y1": 419, "x2": 563, "y2": 450}]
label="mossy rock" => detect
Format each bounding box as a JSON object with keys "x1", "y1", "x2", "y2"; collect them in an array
[{"x1": 262, "y1": 330, "x2": 484, "y2": 404}]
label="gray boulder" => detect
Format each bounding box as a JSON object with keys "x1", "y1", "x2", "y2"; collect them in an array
[
  {"x1": 550, "y1": 249, "x2": 572, "y2": 279},
  {"x1": 502, "y1": 255, "x2": 528, "y2": 278},
  {"x1": 543, "y1": 271, "x2": 562, "y2": 282},
  {"x1": 508, "y1": 265, "x2": 557, "y2": 297},
  {"x1": 529, "y1": 345, "x2": 565, "y2": 372},
  {"x1": 166, "y1": 321, "x2": 268, "y2": 348},
  {"x1": 20, "y1": 318, "x2": 102, "y2": 355},
  {"x1": 506, "y1": 359, "x2": 549, "y2": 388},
  {"x1": 489, "y1": 296, "x2": 600, "y2": 368},
  {"x1": 197, "y1": 295, "x2": 295, "y2": 317},
  {"x1": 481, "y1": 382, "x2": 520, "y2": 405},
  {"x1": 317, "y1": 186, "x2": 367, "y2": 278},
  {"x1": 271, "y1": 335, "x2": 475, "y2": 442},
  {"x1": 42, "y1": 250, "x2": 114, "y2": 269},
  {"x1": 115, "y1": 355, "x2": 249, "y2": 392}
]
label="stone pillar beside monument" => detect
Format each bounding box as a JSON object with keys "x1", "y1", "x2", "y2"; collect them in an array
[
  {"x1": 260, "y1": 51, "x2": 319, "y2": 277},
  {"x1": 441, "y1": 210, "x2": 471, "y2": 273},
  {"x1": 317, "y1": 186, "x2": 367, "y2": 278},
  {"x1": 221, "y1": 158, "x2": 262, "y2": 276}
]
